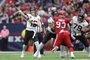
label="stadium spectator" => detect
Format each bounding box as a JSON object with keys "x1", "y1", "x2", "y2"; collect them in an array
[
  {"x1": 37, "y1": 5, "x2": 48, "y2": 16},
  {"x1": 5, "y1": 0, "x2": 16, "y2": 5},
  {"x1": 0, "y1": 0, "x2": 5, "y2": 6},
  {"x1": 5, "y1": 3, "x2": 16, "y2": 23},
  {"x1": 0, "y1": 33, "x2": 2, "y2": 51},
  {"x1": 0, "y1": 6, "x2": 9, "y2": 23},
  {"x1": 0, "y1": 25, "x2": 10, "y2": 51}
]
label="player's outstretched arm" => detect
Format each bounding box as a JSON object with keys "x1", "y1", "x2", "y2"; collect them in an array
[{"x1": 15, "y1": 7, "x2": 28, "y2": 20}]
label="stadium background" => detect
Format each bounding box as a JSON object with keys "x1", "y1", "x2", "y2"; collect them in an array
[
  {"x1": 0, "y1": 0, "x2": 90, "y2": 51},
  {"x1": 0, "y1": 23, "x2": 52, "y2": 51}
]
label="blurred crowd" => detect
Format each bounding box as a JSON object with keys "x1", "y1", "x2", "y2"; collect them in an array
[{"x1": 0, "y1": 0, "x2": 89, "y2": 24}]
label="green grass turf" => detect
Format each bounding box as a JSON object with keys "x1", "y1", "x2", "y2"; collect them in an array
[{"x1": 0, "y1": 51, "x2": 90, "y2": 60}]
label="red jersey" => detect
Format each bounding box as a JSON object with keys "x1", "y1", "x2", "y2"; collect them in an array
[{"x1": 54, "y1": 17, "x2": 70, "y2": 34}]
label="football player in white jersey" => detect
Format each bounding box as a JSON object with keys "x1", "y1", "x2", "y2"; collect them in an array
[
  {"x1": 71, "y1": 15, "x2": 90, "y2": 57},
  {"x1": 33, "y1": 17, "x2": 56, "y2": 58},
  {"x1": 15, "y1": 6, "x2": 41, "y2": 58},
  {"x1": 33, "y1": 13, "x2": 44, "y2": 57}
]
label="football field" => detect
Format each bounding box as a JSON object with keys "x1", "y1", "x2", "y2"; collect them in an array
[{"x1": 0, "y1": 51, "x2": 90, "y2": 60}]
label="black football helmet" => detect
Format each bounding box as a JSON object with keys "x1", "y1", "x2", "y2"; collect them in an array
[{"x1": 78, "y1": 14, "x2": 85, "y2": 22}]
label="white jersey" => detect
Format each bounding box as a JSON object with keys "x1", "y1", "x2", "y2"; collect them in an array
[
  {"x1": 36, "y1": 15, "x2": 43, "y2": 33},
  {"x1": 26, "y1": 14, "x2": 39, "y2": 32},
  {"x1": 48, "y1": 17, "x2": 54, "y2": 24},
  {"x1": 47, "y1": 17, "x2": 55, "y2": 34},
  {"x1": 71, "y1": 16, "x2": 88, "y2": 35}
]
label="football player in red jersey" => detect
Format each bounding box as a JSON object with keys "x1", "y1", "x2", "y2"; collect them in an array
[{"x1": 52, "y1": 10, "x2": 75, "y2": 58}]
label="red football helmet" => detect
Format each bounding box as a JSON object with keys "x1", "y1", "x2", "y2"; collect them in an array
[{"x1": 58, "y1": 10, "x2": 66, "y2": 16}]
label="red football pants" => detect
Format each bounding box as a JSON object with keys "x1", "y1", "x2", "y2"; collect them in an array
[{"x1": 54, "y1": 31, "x2": 73, "y2": 52}]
